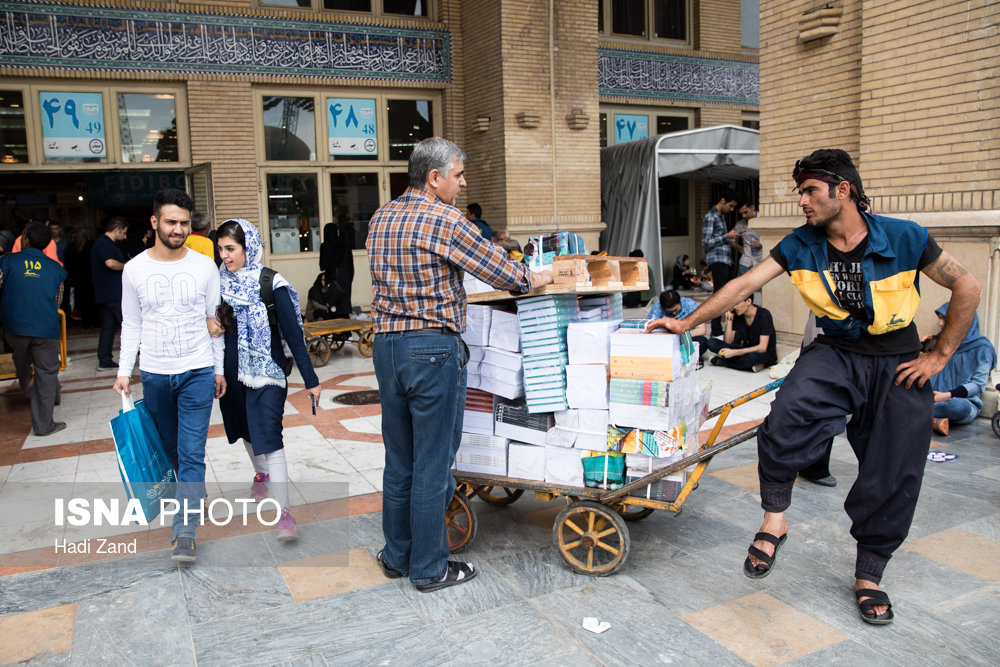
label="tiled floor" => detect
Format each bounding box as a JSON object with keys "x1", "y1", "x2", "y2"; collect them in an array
[{"x1": 0, "y1": 321, "x2": 998, "y2": 665}]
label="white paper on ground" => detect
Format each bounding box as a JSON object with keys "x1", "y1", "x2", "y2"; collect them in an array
[{"x1": 582, "y1": 617, "x2": 611, "y2": 634}]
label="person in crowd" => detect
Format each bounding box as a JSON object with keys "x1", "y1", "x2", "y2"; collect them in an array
[
  {"x1": 91, "y1": 217, "x2": 128, "y2": 371},
  {"x1": 646, "y1": 148, "x2": 980, "y2": 625},
  {"x1": 367, "y1": 137, "x2": 553, "y2": 592},
  {"x1": 697, "y1": 259, "x2": 714, "y2": 291},
  {"x1": 706, "y1": 296, "x2": 777, "y2": 372},
  {"x1": 210, "y1": 218, "x2": 322, "y2": 542},
  {"x1": 113, "y1": 188, "x2": 225, "y2": 565},
  {"x1": 925, "y1": 302, "x2": 997, "y2": 435},
  {"x1": 319, "y1": 221, "x2": 355, "y2": 319},
  {"x1": 735, "y1": 202, "x2": 764, "y2": 275},
  {"x1": 0, "y1": 222, "x2": 67, "y2": 435},
  {"x1": 701, "y1": 188, "x2": 741, "y2": 335},
  {"x1": 48, "y1": 220, "x2": 68, "y2": 265},
  {"x1": 466, "y1": 202, "x2": 493, "y2": 240},
  {"x1": 65, "y1": 226, "x2": 96, "y2": 326},
  {"x1": 305, "y1": 273, "x2": 334, "y2": 321},
  {"x1": 184, "y1": 211, "x2": 215, "y2": 259},
  {"x1": 0, "y1": 228, "x2": 15, "y2": 256},
  {"x1": 670, "y1": 254, "x2": 701, "y2": 290},
  {"x1": 495, "y1": 230, "x2": 521, "y2": 254}
]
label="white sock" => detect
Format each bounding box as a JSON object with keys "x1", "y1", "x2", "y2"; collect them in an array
[
  {"x1": 243, "y1": 440, "x2": 269, "y2": 476},
  {"x1": 264, "y1": 448, "x2": 290, "y2": 511}
]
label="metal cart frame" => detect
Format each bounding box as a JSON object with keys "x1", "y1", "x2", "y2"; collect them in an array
[{"x1": 446, "y1": 379, "x2": 783, "y2": 576}]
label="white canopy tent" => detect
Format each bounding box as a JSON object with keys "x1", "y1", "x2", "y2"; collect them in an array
[{"x1": 600, "y1": 125, "x2": 760, "y2": 296}]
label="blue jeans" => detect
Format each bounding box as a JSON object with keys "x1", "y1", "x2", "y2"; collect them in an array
[
  {"x1": 933, "y1": 397, "x2": 979, "y2": 425},
  {"x1": 373, "y1": 331, "x2": 468, "y2": 586},
  {"x1": 140, "y1": 366, "x2": 215, "y2": 540}
]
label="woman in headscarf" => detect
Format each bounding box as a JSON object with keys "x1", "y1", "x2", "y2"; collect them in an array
[
  {"x1": 212, "y1": 218, "x2": 322, "y2": 540},
  {"x1": 671, "y1": 253, "x2": 700, "y2": 290},
  {"x1": 927, "y1": 302, "x2": 997, "y2": 434}
]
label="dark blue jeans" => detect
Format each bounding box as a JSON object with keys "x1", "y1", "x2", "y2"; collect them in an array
[
  {"x1": 933, "y1": 397, "x2": 979, "y2": 424},
  {"x1": 373, "y1": 331, "x2": 468, "y2": 586},
  {"x1": 140, "y1": 366, "x2": 215, "y2": 540}
]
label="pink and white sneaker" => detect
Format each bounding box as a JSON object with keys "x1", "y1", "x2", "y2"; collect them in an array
[
  {"x1": 276, "y1": 508, "x2": 298, "y2": 542},
  {"x1": 250, "y1": 473, "x2": 270, "y2": 501}
]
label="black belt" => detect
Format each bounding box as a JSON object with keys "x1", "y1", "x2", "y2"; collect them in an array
[{"x1": 397, "y1": 326, "x2": 458, "y2": 336}]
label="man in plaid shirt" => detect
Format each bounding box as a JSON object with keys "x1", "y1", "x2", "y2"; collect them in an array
[
  {"x1": 701, "y1": 188, "x2": 741, "y2": 336},
  {"x1": 367, "y1": 137, "x2": 552, "y2": 592}
]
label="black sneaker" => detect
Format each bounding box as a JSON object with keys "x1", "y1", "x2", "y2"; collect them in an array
[
  {"x1": 172, "y1": 537, "x2": 196, "y2": 564},
  {"x1": 97, "y1": 363, "x2": 118, "y2": 371},
  {"x1": 36, "y1": 422, "x2": 67, "y2": 437}
]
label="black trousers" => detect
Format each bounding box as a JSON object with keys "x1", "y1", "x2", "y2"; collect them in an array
[
  {"x1": 97, "y1": 301, "x2": 122, "y2": 366},
  {"x1": 708, "y1": 261, "x2": 730, "y2": 335},
  {"x1": 756, "y1": 342, "x2": 932, "y2": 583},
  {"x1": 6, "y1": 332, "x2": 61, "y2": 435}
]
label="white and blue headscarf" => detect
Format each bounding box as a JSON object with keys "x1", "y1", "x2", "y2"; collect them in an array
[{"x1": 219, "y1": 218, "x2": 302, "y2": 388}]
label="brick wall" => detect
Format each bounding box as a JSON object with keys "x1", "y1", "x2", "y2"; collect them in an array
[{"x1": 187, "y1": 80, "x2": 259, "y2": 230}]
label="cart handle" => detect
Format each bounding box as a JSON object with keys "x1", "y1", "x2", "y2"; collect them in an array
[{"x1": 705, "y1": 378, "x2": 784, "y2": 419}]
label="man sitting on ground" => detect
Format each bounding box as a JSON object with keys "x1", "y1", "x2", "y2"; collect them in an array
[
  {"x1": 648, "y1": 290, "x2": 708, "y2": 363},
  {"x1": 707, "y1": 296, "x2": 777, "y2": 372}
]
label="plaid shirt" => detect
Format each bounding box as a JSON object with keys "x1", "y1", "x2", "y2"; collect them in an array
[
  {"x1": 701, "y1": 206, "x2": 731, "y2": 266},
  {"x1": 367, "y1": 187, "x2": 533, "y2": 333}
]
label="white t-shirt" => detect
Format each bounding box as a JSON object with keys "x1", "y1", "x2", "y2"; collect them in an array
[{"x1": 118, "y1": 248, "x2": 224, "y2": 376}]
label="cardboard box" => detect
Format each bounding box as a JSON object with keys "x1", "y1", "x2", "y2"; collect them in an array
[{"x1": 507, "y1": 442, "x2": 545, "y2": 480}]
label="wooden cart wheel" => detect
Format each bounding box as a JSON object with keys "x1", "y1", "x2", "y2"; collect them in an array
[
  {"x1": 454, "y1": 481, "x2": 476, "y2": 498},
  {"x1": 553, "y1": 500, "x2": 630, "y2": 576},
  {"x1": 446, "y1": 491, "x2": 477, "y2": 553},
  {"x1": 992, "y1": 411, "x2": 1000, "y2": 438},
  {"x1": 330, "y1": 332, "x2": 348, "y2": 351},
  {"x1": 306, "y1": 337, "x2": 331, "y2": 368},
  {"x1": 358, "y1": 327, "x2": 375, "y2": 358},
  {"x1": 616, "y1": 504, "x2": 655, "y2": 522},
  {"x1": 475, "y1": 486, "x2": 524, "y2": 506}
]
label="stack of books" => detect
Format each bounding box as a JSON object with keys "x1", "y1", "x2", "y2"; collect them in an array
[{"x1": 517, "y1": 294, "x2": 580, "y2": 413}]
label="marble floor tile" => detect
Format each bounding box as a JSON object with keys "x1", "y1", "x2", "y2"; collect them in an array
[
  {"x1": 20, "y1": 415, "x2": 91, "y2": 450},
  {"x1": 339, "y1": 416, "x2": 381, "y2": 435},
  {"x1": 959, "y1": 512, "x2": 1000, "y2": 541},
  {"x1": 5, "y1": 457, "x2": 79, "y2": 483},
  {"x1": 683, "y1": 591, "x2": 846, "y2": 667},
  {"x1": 279, "y1": 547, "x2": 386, "y2": 602},
  {"x1": 357, "y1": 467, "x2": 383, "y2": 492},
  {"x1": 191, "y1": 584, "x2": 422, "y2": 666},
  {"x1": 766, "y1": 570, "x2": 1000, "y2": 665},
  {"x1": 260, "y1": 517, "x2": 352, "y2": 564},
  {"x1": 331, "y1": 439, "x2": 385, "y2": 471},
  {"x1": 976, "y1": 464, "x2": 1000, "y2": 481},
  {"x1": 391, "y1": 560, "x2": 522, "y2": 625},
  {"x1": 784, "y1": 638, "x2": 903, "y2": 665},
  {"x1": 275, "y1": 654, "x2": 330, "y2": 667},
  {"x1": 709, "y1": 460, "x2": 760, "y2": 492},
  {"x1": 320, "y1": 626, "x2": 450, "y2": 666},
  {"x1": 907, "y1": 485, "x2": 999, "y2": 540},
  {"x1": 0, "y1": 603, "x2": 76, "y2": 665},
  {"x1": 529, "y1": 574, "x2": 744, "y2": 665},
  {"x1": 901, "y1": 527, "x2": 1000, "y2": 582},
  {"x1": 69, "y1": 565, "x2": 195, "y2": 666},
  {"x1": 486, "y1": 545, "x2": 595, "y2": 599}
]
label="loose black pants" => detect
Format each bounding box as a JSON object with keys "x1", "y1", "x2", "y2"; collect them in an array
[{"x1": 756, "y1": 342, "x2": 932, "y2": 583}]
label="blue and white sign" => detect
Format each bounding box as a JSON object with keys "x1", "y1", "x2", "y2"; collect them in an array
[
  {"x1": 39, "y1": 91, "x2": 106, "y2": 159},
  {"x1": 613, "y1": 114, "x2": 649, "y2": 144},
  {"x1": 327, "y1": 98, "x2": 377, "y2": 156}
]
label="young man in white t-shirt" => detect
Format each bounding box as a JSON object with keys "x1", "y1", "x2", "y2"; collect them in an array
[{"x1": 113, "y1": 188, "x2": 225, "y2": 565}]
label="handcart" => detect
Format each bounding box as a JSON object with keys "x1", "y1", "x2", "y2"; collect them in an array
[
  {"x1": 445, "y1": 379, "x2": 783, "y2": 576},
  {"x1": 302, "y1": 318, "x2": 374, "y2": 367}
]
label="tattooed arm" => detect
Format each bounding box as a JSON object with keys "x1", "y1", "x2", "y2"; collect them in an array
[{"x1": 894, "y1": 250, "x2": 981, "y2": 388}]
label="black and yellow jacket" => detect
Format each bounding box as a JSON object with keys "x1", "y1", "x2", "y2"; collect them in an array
[{"x1": 777, "y1": 212, "x2": 928, "y2": 341}]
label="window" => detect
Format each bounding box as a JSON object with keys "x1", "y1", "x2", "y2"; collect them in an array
[
  {"x1": 658, "y1": 176, "x2": 688, "y2": 236},
  {"x1": 742, "y1": 112, "x2": 760, "y2": 130},
  {"x1": 0, "y1": 91, "x2": 28, "y2": 164},
  {"x1": 262, "y1": 96, "x2": 316, "y2": 161},
  {"x1": 266, "y1": 173, "x2": 320, "y2": 253},
  {"x1": 118, "y1": 93, "x2": 177, "y2": 163},
  {"x1": 600, "y1": 105, "x2": 694, "y2": 146},
  {"x1": 656, "y1": 114, "x2": 688, "y2": 135},
  {"x1": 599, "y1": 0, "x2": 688, "y2": 44},
  {"x1": 387, "y1": 99, "x2": 433, "y2": 161},
  {"x1": 741, "y1": 0, "x2": 760, "y2": 49},
  {"x1": 330, "y1": 172, "x2": 381, "y2": 249}
]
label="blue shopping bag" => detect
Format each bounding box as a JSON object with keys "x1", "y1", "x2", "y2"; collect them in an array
[{"x1": 110, "y1": 393, "x2": 177, "y2": 522}]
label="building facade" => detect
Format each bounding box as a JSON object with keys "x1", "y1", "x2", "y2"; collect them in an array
[
  {"x1": 0, "y1": 0, "x2": 759, "y2": 302},
  {"x1": 756, "y1": 0, "x2": 1000, "y2": 346}
]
